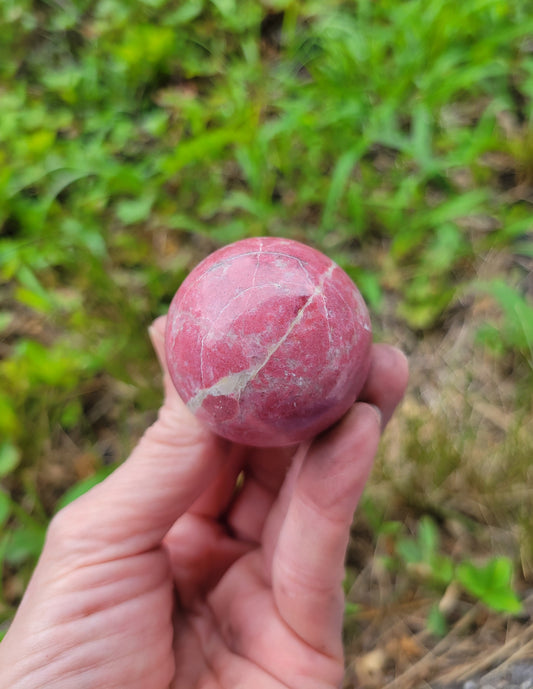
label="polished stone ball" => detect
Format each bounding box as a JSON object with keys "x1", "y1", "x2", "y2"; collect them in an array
[{"x1": 165, "y1": 237, "x2": 372, "y2": 447}]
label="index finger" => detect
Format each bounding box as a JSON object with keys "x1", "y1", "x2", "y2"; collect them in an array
[{"x1": 268, "y1": 345, "x2": 408, "y2": 654}]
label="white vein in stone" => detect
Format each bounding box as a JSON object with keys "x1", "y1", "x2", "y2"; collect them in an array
[{"x1": 186, "y1": 262, "x2": 336, "y2": 414}]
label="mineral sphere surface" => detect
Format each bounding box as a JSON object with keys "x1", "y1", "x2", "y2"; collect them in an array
[{"x1": 165, "y1": 237, "x2": 372, "y2": 447}]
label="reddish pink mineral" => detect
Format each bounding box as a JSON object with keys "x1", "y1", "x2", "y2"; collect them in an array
[{"x1": 165, "y1": 237, "x2": 372, "y2": 447}]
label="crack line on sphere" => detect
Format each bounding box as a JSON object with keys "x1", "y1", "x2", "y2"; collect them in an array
[
  {"x1": 197, "y1": 244, "x2": 309, "y2": 389},
  {"x1": 187, "y1": 249, "x2": 314, "y2": 293},
  {"x1": 186, "y1": 262, "x2": 336, "y2": 414},
  {"x1": 198, "y1": 282, "x2": 275, "y2": 390}
]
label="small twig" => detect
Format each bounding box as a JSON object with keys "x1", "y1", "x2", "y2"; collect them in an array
[
  {"x1": 483, "y1": 635, "x2": 533, "y2": 680},
  {"x1": 380, "y1": 605, "x2": 482, "y2": 689},
  {"x1": 436, "y1": 622, "x2": 533, "y2": 684}
]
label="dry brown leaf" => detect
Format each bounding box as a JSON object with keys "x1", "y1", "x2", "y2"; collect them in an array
[{"x1": 353, "y1": 648, "x2": 388, "y2": 687}]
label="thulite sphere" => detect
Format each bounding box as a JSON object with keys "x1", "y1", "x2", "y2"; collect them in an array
[{"x1": 165, "y1": 237, "x2": 372, "y2": 447}]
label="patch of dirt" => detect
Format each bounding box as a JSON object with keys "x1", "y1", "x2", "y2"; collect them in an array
[{"x1": 342, "y1": 250, "x2": 533, "y2": 688}]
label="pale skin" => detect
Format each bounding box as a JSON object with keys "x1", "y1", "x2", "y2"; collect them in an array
[{"x1": 0, "y1": 316, "x2": 408, "y2": 689}]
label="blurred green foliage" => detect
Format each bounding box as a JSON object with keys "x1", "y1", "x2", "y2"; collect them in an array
[
  {"x1": 1, "y1": 0, "x2": 533, "y2": 625},
  {"x1": 380, "y1": 516, "x2": 522, "y2": 634}
]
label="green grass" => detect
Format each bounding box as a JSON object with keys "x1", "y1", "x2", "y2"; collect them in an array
[{"x1": 1, "y1": 0, "x2": 533, "y2": 663}]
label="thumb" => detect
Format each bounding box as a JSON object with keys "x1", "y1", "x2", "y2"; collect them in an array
[
  {"x1": 148, "y1": 315, "x2": 186, "y2": 407},
  {"x1": 50, "y1": 316, "x2": 227, "y2": 560}
]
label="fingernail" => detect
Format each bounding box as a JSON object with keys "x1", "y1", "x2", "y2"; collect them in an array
[{"x1": 148, "y1": 324, "x2": 164, "y2": 347}]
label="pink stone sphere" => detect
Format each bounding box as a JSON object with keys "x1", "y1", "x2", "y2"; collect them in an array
[{"x1": 164, "y1": 237, "x2": 372, "y2": 447}]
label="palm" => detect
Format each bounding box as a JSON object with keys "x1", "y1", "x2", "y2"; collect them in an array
[
  {"x1": 50, "y1": 441, "x2": 342, "y2": 689},
  {"x1": 173, "y1": 553, "x2": 341, "y2": 689},
  {"x1": 166, "y1": 444, "x2": 344, "y2": 689}
]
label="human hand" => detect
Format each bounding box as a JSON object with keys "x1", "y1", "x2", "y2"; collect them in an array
[{"x1": 0, "y1": 316, "x2": 408, "y2": 689}]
